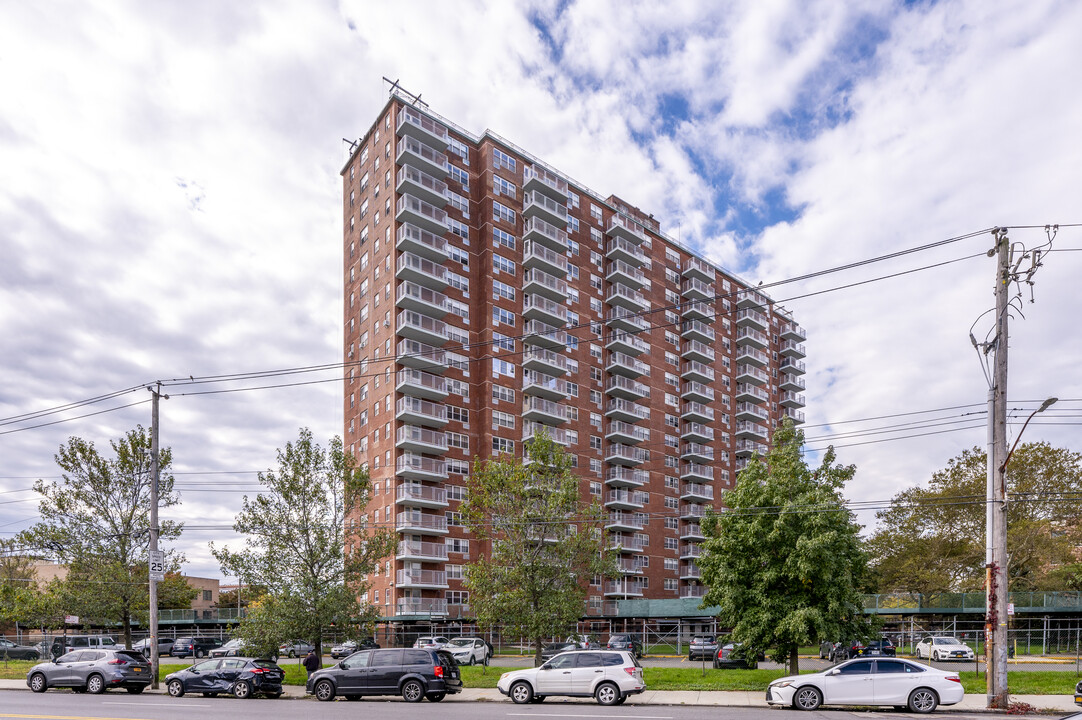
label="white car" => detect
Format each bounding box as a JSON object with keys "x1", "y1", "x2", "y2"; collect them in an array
[
  {"x1": 412, "y1": 636, "x2": 449, "y2": 649},
  {"x1": 915, "y1": 636, "x2": 975, "y2": 662},
  {"x1": 497, "y1": 649, "x2": 644, "y2": 706},
  {"x1": 766, "y1": 657, "x2": 963, "y2": 713},
  {"x1": 446, "y1": 637, "x2": 489, "y2": 666}
]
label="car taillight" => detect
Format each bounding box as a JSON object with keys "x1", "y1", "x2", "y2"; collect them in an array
[
  {"x1": 623, "y1": 667, "x2": 637, "y2": 676},
  {"x1": 947, "y1": 676, "x2": 961, "y2": 683},
  {"x1": 108, "y1": 659, "x2": 127, "y2": 665},
  {"x1": 434, "y1": 665, "x2": 444, "y2": 678},
  {"x1": 249, "y1": 668, "x2": 267, "y2": 674}
]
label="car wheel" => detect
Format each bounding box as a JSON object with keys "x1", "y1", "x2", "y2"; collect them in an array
[
  {"x1": 594, "y1": 682, "x2": 620, "y2": 706},
  {"x1": 167, "y1": 680, "x2": 184, "y2": 697},
  {"x1": 401, "y1": 679, "x2": 424, "y2": 703},
  {"x1": 195, "y1": 649, "x2": 205, "y2": 659},
  {"x1": 233, "y1": 681, "x2": 252, "y2": 699},
  {"x1": 510, "y1": 680, "x2": 533, "y2": 704},
  {"x1": 909, "y1": 688, "x2": 938, "y2": 714},
  {"x1": 688, "y1": 654, "x2": 694, "y2": 661},
  {"x1": 315, "y1": 679, "x2": 335, "y2": 702},
  {"x1": 28, "y1": 651, "x2": 40, "y2": 661},
  {"x1": 86, "y1": 674, "x2": 106, "y2": 695},
  {"x1": 289, "y1": 650, "x2": 296, "y2": 658},
  {"x1": 427, "y1": 692, "x2": 446, "y2": 702},
  {"x1": 126, "y1": 686, "x2": 145, "y2": 695},
  {"x1": 29, "y1": 673, "x2": 47, "y2": 693},
  {"x1": 932, "y1": 651, "x2": 939, "y2": 662},
  {"x1": 793, "y1": 686, "x2": 822, "y2": 711}
]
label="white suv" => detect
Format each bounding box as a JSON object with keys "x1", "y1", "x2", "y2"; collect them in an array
[{"x1": 497, "y1": 650, "x2": 645, "y2": 706}]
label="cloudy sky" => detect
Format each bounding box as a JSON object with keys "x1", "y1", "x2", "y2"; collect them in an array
[{"x1": 2, "y1": 0, "x2": 1079, "y2": 579}]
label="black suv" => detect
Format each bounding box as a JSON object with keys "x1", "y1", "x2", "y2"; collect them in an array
[
  {"x1": 170, "y1": 637, "x2": 222, "y2": 659},
  {"x1": 307, "y1": 647, "x2": 461, "y2": 703}
]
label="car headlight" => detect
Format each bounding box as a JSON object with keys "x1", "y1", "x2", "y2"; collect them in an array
[{"x1": 771, "y1": 681, "x2": 793, "y2": 688}]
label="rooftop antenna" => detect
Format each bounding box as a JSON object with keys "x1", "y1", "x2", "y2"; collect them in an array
[{"x1": 383, "y1": 77, "x2": 428, "y2": 108}]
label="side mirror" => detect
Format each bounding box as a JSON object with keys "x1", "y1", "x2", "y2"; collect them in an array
[
  {"x1": 540, "y1": 664, "x2": 551, "y2": 671},
  {"x1": 340, "y1": 663, "x2": 349, "y2": 670},
  {"x1": 827, "y1": 669, "x2": 838, "y2": 676}
]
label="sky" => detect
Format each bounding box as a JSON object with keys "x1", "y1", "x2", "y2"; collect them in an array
[{"x1": 1, "y1": 0, "x2": 1080, "y2": 580}]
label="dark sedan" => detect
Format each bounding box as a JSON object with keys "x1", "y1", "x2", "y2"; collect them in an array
[
  {"x1": 0, "y1": 638, "x2": 40, "y2": 660},
  {"x1": 862, "y1": 639, "x2": 896, "y2": 657},
  {"x1": 166, "y1": 657, "x2": 284, "y2": 699},
  {"x1": 713, "y1": 643, "x2": 762, "y2": 669},
  {"x1": 540, "y1": 642, "x2": 578, "y2": 662}
]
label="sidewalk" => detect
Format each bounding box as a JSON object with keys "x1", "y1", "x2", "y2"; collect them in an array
[{"x1": 1, "y1": 679, "x2": 1076, "y2": 711}]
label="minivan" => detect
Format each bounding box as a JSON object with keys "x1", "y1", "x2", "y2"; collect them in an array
[{"x1": 307, "y1": 647, "x2": 461, "y2": 702}]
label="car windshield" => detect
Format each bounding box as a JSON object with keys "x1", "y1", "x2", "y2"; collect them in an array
[
  {"x1": 448, "y1": 639, "x2": 473, "y2": 647},
  {"x1": 692, "y1": 637, "x2": 714, "y2": 643},
  {"x1": 252, "y1": 660, "x2": 277, "y2": 668},
  {"x1": 417, "y1": 637, "x2": 434, "y2": 644},
  {"x1": 933, "y1": 637, "x2": 961, "y2": 645},
  {"x1": 222, "y1": 640, "x2": 242, "y2": 648}
]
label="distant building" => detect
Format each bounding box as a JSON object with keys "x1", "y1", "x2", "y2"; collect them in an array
[{"x1": 29, "y1": 562, "x2": 219, "y2": 613}]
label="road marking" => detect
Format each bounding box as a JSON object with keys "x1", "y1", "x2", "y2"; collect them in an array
[
  {"x1": 101, "y1": 702, "x2": 210, "y2": 707},
  {"x1": 0, "y1": 715, "x2": 155, "y2": 720}
]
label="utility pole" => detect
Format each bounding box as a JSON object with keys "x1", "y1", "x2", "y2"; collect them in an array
[{"x1": 148, "y1": 382, "x2": 167, "y2": 690}]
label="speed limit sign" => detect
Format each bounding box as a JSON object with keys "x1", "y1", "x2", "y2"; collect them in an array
[{"x1": 148, "y1": 550, "x2": 165, "y2": 582}]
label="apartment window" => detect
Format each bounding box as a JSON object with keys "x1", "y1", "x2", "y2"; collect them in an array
[
  {"x1": 665, "y1": 248, "x2": 680, "y2": 264},
  {"x1": 665, "y1": 434, "x2": 679, "y2": 449},
  {"x1": 446, "y1": 510, "x2": 463, "y2": 527},
  {"x1": 665, "y1": 330, "x2": 679, "y2": 345},
  {"x1": 493, "y1": 254, "x2": 516, "y2": 275},
  {"x1": 493, "y1": 280, "x2": 515, "y2": 301},
  {"x1": 589, "y1": 274, "x2": 602, "y2": 291},
  {"x1": 448, "y1": 405, "x2": 468, "y2": 423},
  {"x1": 492, "y1": 385, "x2": 515, "y2": 404},
  {"x1": 445, "y1": 351, "x2": 469, "y2": 373},
  {"x1": 447, "y1": 431, "x2": 468, "y2": 450},
  {"x1": 447, "y1": 485, "x2": 468, "y2": 501},
  {"x1": 568, "y1": 191, "x2": 580, "y2": 209},
  {"x1": 589, "y1": 343, "x2": 602, "y2": 360},
  {"x1": 664, "y1": 496, "x2": 679, "y2": 509},
  {"x1": 591, "y1": 228, "x2": 603, "y2": 246},
  {"x1": 493, "y1": 307, "x2": 515, "y2": 326},
  {"x1": 493, "y1": 227, "x2": 515, "y2": 250},
  {"x1": 447, "y1": 459, "x2": 469, "y2": 475},
  {"x1": 447, "y1": 378, "x2": 469, "y2": 398},
  {"x1": 665, "y1": 268, "x2": 680, "y2": 285},
  {"x1": 664, "y1": 414, "x2": 679, "y2": 428},
  {"x1": 448, "y1": 244, "x2": 469, "y2": 266},
  {"x1": 590, "y1": 436, "x2": 602, "y2": 450},
  {"x1": 590, "y1": 412, "x2": 602, "y2": 428},
  {"x1": 590, "y1": 458, "x2": 602, "y2": 474},
  {"x1": 590, "y1": 203, "x2": 603, "y2": 222},
  {"x1": 665, "y1": 351, "x2": 678, "y2": 366},
  {"x1": 450, "y1": 164, "x2": 469, "y2": 190},
  {"x1": 448, "y1": 138, "x2": 469, "y2": 163},
  {"x1": 446, "y1": 298, "x2": 468, "y2": 320},
  {"x1": 665, "y1": 288, "x2": 680, "y2": 305},
  {"x1": 664, "y1": 537, "x2": 678, "y2": 550},
  {"x1": 493, "y1": 331, "x2": 514, "y2": 351},
  {"x1": 493, "y1": 437, "x2": 514, "y2": 454},
  {"x1": 664, "y1": 558, "x2": 678, "y2": 571},
  {"x1": 493, "y1": 175, "x2": 516, "y2": 198},
  {"x1": 447, "y1": 190, "x2": 470, "y2": 217},
  {"x1": 567, "y1": 381, "x2": 579, "y2": 397},
  {"x1": 664, "y1": 578, "x2": 678, "y2": 591},
  {"x1": 568, "y1": 216, "x2": 579, "y2": 232},
  {"x1": 493, "y1": 358, "x2": 515, "y2": 377},
  {"x1": 590, "y1": 367, "x2": 602, "y2": 382},
  {"x1": 665, "y1": 310, "x2": 679, "y2": 325},
  {"x1": 446, "y1": 538, "x2": 470, "y2": 554},
  {"x1": 446, "y1": 270, "x2": 469, "y2": 293},
  {"x1": 448, "y1": 217, "x2": 470, "y2": 241},
  {"x1": 589, "y1": 481, "x2": 601, "y2": 496},
  {"x1": 492, "y1": 410, "x2": 515, "y2": 429},
  {"x1": 492, "y1": 148, "x2": 516, "y2": 172},
  {"x1": 590, "y1": 390, "x2": 602, "y2": 405},
  {"x1": 447, "y1": 564, "x2": 464, "y2": 580},
  {"x1": 665, "y1": 455, "x2": 678, "y2": 468},
  {"x1": 665, "y1": 372, "x2": 679, "y2": 387}
]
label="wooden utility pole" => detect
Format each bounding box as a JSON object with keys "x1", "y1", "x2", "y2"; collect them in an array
[{"x1": 148, "y1": 383, "x2": 166, "y2": 690}]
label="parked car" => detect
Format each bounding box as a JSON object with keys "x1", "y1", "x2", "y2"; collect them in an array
[
  {"x1": 818, "y1": 640, "x2": 836, "y2": 659},
  {"x1": 714, "y1": 643, "x2": 761, "y2": 669},
  {"x1": 165, "y1": 657, "x2": 284, "y2": 699},
  {"x1": 540, "y1": 641, "x2": 579, "y2": 662},
  {"x1": 606, "y1": 634, "x2": 642, "y2": 658},
  {"x1": 412, "y1": 636, "x2": 449, "y2": 650},
  {"x1": 330, "y1": 638, "x2": 379, "y2": 659},
  {"x1": 209, "y1": 639, "x2": 247, "y2": 658},
  {"x1": 688, "y1": 636, "x2": 719, "y2": 661},
  {"x1": 49, "y1": 635, "x2": 118, "y2": 657},
  {"x1": 863, "y1": 639, "x2": 897, "y2": 657},
  {"x1": 498, "y1": 650, "x2": 645, "y2": 706},
  {"x1": 566, "y1": 634, "x2": 599, "y2": 649},
  {"x1": 825, "y1": 639, "x2": 865, "y2": 663},
  {"x1": 279, "y1": 640, "x2": 314, "y2": 658},
  {"x1": 27, "y1": 649, "x2": 151, "y2": 694},
  {"x1": 170, "y1": 637, "x2": 222, "y2": 659},
  {"x1": 766, "y1": 657, "x2": 963, "y2": 712},
  {"x1": 307, "y1": 647, "x2": 462, "y2": 702},
  {"x1": 0, "y1": 638, "x2": 41, "y2": 660},
  {"x1": 446, "y1": 637, "x2": 489, "y2": 666},
  {"x1": 1074, "y1": 679, "x2": 1081, "y2": 706},
  {"x1": 914, "y1": 636, "x2": 975, "y2": 662},
  {"x1": 131, "y1": 637, "x2": 174, "y2": 656}
]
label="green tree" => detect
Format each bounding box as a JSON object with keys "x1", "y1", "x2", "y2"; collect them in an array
[
  {"x1": 211, "y1": 428, "x2": 394, "y2": 657},
  {"x1": 216, "y1": 583, "x2": 269, "y2": 610},
  {"x1": 0, "y1": 537, "x2": 39, "y2": 628},
  {"x1": 461, "y1": 431, "x2": 617, "y2": 666},
  {"x1": 18, "y1": 427, "x2": 187, "y2": 648},
  {"x1": 868, "y1": 443, "x2": 1082, "y2": 593},
  {"x1": 699, "y1": 420, "x2": 873, "y2": 675}
]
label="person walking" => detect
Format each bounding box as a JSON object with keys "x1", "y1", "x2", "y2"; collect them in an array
[{"x1": 303, "y1": 647, "x2": 320, "y2": 679}]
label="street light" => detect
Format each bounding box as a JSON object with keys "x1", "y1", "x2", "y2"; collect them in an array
[{"x1": 1001, "y1": 397, "x2": 1057, "y2": 473}]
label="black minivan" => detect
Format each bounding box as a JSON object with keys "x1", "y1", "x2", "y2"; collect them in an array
[{"x1": 307, "y1": 647, "x2": 461, "y2": 702}]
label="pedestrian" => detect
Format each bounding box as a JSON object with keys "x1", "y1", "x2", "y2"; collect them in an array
[{"x1": 303, "y1": 647, "x2": 320, "y2": 679}]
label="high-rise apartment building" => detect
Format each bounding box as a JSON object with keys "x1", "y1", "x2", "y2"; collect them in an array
[{"x1": 341, "y1": 90, "x2": 807, "y2": 623}]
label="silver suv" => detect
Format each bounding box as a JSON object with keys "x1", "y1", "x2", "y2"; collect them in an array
[
  {"x1": 27, "y1": 649, "x2": 151, "y2": 694},
  {"x1": 497, "y1": 650, "x2": 645, "y2": 706}
]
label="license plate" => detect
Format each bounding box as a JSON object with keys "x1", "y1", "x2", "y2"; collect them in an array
[
  {"x1": 133, "y1": 668, "x2": 142, "y2": 672},
  {"x1": 1074, "y1": 695, "x2": 1081, "y2": 703}
]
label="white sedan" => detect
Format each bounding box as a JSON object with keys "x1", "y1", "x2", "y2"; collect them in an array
[
  {"x1": 915, "y1": 636, "x2": 976, "y2": 662},
  {"x1": 766, "y1": 657, "x2": 964, "y2": 713}
]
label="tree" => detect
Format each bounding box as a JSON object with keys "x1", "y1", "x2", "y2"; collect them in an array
[
  {"x1": 0, "y1": 537, "x2": 39, "y2": 628},
  {"x1": 868, "y1": 443, "x2": 1082, "y2": 593},
  {"x1": 699, "y1": 420, "x2": 873, "y2": 675},
  {"x1": 18, "y1": 427, "x2": 187, "y2": 648},
  {"x1": 461, "y1": 431, "x2": 617, "y2": 666},
  {"x1": 211, "y1": 428, "x2": 394, "y2": 657},
  {"x1": 216, "y1": 583, "x2": 269, "y2": 610}
]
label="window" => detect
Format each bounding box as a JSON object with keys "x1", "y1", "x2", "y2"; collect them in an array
[
  {"x1": 664, "y1": 537, "x2": 678, "y2": 550},
  {"x1": 450, "y1": 164, "x2": 469, "y2": 190},
  {"x1": 493, "y1": 254, "x2": 515, "y2": 275},
  {"x1": 447, "y1": 378, "x2": 469, "y2": 397},
  {"x1": 665, "y1": 414, "x2": 679, "y2": 428},
  {"x1": 590, "y1": 390, "x2": 602, "y2": 405},
  {"x1": 664, "y1": 558, "x2": 678, "y2": 571},
  {"x1": 448, "y1": 138, "x2": 469, "y2": 163},
  {"x1": 446, "y1": 270, "x2": 469, "y2": 293},
  {"x1": 665, "y1": 372, "x2": 679, "y2": 387},
  {"x1": 492, "y1": 385, "x2": 515, "y2": 403},
  {"x1": 447, "y1": 190, "x2": 470, "y2": 217},
  {"x1": 448, "y1": 244, "x2": 469, "y2": 266},
  {"x1": 589, "y1": 297, "x2": 602, "y2": 314},
  {"x1": 493, "y1": 175, "x2": 516, "y2": 198},
  {"x1": 493, "y1": 201, "x2": 516, "y2": 225},
  {"x1": 589, "y1": 273, "x2": 602, "y2": 291},
  {"x1": 447, "y1": 485, "x2": 468, "y2": 501},
  {"x1": 447, "y1": 564, "x2": 464, "y2": 580},
  {"x1": 664, "y1": 496, "x2": 678, "y2": 509},
  {"x1": 493, "y1": 227, "x2": 515, "y2": 250},
  {"x1": 492, "y1": 148, "x2": 516, "y2": 172},
  {"x1": 493, "y1": 437, "x2": 514, "y2": 454},
  {"x1": 590, "y1": 436, "x2": 602, "y2": 450},
  {"x1": 589, "y1": 481, "x2": 601, "y2": 496},
  {"x1": 493, "y1": 331, "x2": 514, "y2": 351},
  {"x1": 493, "y1": 280, "x2": 515, "y2": 302},
  {"x1": 664, "y1": 517, "x2": 678, "y2": 530},
  {"x1": 493, "y1": 358, "x2": 515, "y2": 377},
  {"x1": 446, "y1": 537, "x2": 470, "y2": 554},
  {"x1": 493, "y1": 307, "x2": 515, "y2": 326},
  {"x1": 665, "y1": 330, "x2": 679, "y2": 345},
  {"x1": 590, "y1": 203, "x2": 603, "y2": 222},
  {"x1": 446, "y1": 298, "x2": 468, "y2": 320},
  {"x1": 665, "y1": 268, "x2": 680, "y2": 285},
  {"x1": 665, "y1": 248, "x2": 680, "y2": 264},
  {"x1": 665, "y1": 288, "x2": 680, "y2": 305},
  {"x1": 664, "y1": 578, "x2": 678, "y2": 591},
  {"x1": 447, "y1": 459, "x2": 469, "y2": 475},
  {"x1": 448, "y1": 217, "x2": 470, "y2": 241},
  {"x1": 492, "y1": 410, "x2": 515, "y2": 429},
  {"x1": 446, "y1": 511, "x2": 462, "y2": 526},
  {"x1": 446, "y1": 431, "x2": 468, "y2": 450},
  {"x1": 448, "y1": 405, "x2": 468, "y2": 423},
  {"x1": 590, "y1": 458, "x2": 601, "y2": 473}
]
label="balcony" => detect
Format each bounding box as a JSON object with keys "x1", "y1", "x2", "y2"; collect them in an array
[
  {"x1": 780, "y1": 339, "x2": 807, "y2": 358},
  {"x1": 397, "y1": 539, "x2": 448, "y2": 562},
  {"x1": 681, "y1": 585, "x2": 707, "y2": 599},
  {"x1": 682, "y1": 340, "x2": 715, "y2": 364},
  {"x1": 522, "y1": 214, "x2": 569, "y2": 252},
  {"x1": 523, "y1": 294, "x2": 568, "y2": 326},
  {"x1": 735, "y1": 326, "x2": 768, "y2": 349},
  {"x1": 681, "y1": 320, "x2": 715, "y2": 343},
  {"x1": 681, "y1": 442, "x2": 714, "y2": 463},
  {"x1": 397, "y1": 568, "x2": 448, "y2": 589},
  {"x1": 781, "y1": 322, "x2": 807, "y2": 341},
  {"x1": 522, "y1": 346, "x2": 570, "y2": 376},
  {"x1": 735, "y1": 458, "x2": 750, "y2": 471},
  {"x1": 396, "y1": 396, "x2": 448, "y2": 428},
  {"x1": 606, "y1": 511, "x2": 646, "y2": 532},
  {"x1": 606, "y1": 398, "x2": 649, "y2": 423},
  {"x1": 681, "y1": 360, "x2": 715, "y2": 384},
  {"x1": 681, "y1": 402, "x2": 714, "y2": 423},
  {"x1": 396, "y1": 194, "x2": 448, "y2": 236},
  {"x1": 780, "y1": 391, "x2": 806, "y2": 408},
  {"x1": 397, "y1": 310, "x2": 448, "y2": 346},
  {"x1": 395, "y1": 453, "x2": 448, "y2": 482},
  {"x1": 735, "y1": 363, "x2": 768, "y2": 386},
  {"x1": 736, "y1": 288, "x2": 770, "y2": 310},
  {"x1": 523, "y1": 164, "x2": 568, "y2": 201},
  {"x1": 608, "y1": 534, "x2": 646, "y2": 552},
  {"x1": 522, "y1": 267, "x2": 568, "y2": 302},
  {"x1": 606, "y1": 351, "x2": 649, "y2": 378},
  {"x1": 606, "y1": 421, "x2": 649, "y2": 445},
  {"x1": 396, "y1": 339, "x2": 447, "y2": 374},
  {"x1": 605, "y1": 331, "x2": 649, "y2": 356},
  {"x1": 396, "y1": 368, "x2": 448, "y2": 401},
  {"x1": 606, "y1": 215, "x2": 647, "y2": 244},
  {"x1": 522, "y1": 396, "x2": 569, "y2": 425},
  {"x1": 681, "y1": 422, "x2": 714, "y2": 443},
  {"x1": 680, "y1": 523, "x2": 704, "y2": 541},
  {"x1": 681, "y1": 463, "x2": 713, "y2": 482},
  {"x1": 680, "y1": 563, "x2": 702, "y2": 580},
  {"x1": 395, "y1": 425, "x2": 448, "y2": 455},
  {"x1": 681, "y1": 278, "x2": 714, "y2": 301},
  {"x1": 523, "y1": 421, "x2": 570, "y2": 446},
  {"x1": 606, "y1": 283, "x2": 649, "y2": 312},
  {"x1": 396, "y1": 281, "x2": 450, "y2": 318},
  {"x1": 523, "y1": 190, "x2": 569, "y2": 228},
  {"x1": 681, "y1": 381, "x2": 714, "y2": 403},
  {"x1": 682, "y1": 257, "x2": 716, "y2": 283},
  {"x1": 605, "y1": 467, "x2": 648, "y2": 488},
  {"x1": 396, "y1": 165, "x2": 448, "y2": 207},
  {"x1": 605, "y1": 489, "x2": 644, "y2": 511},
  {"x1": 735, "y1": 401, "x2": 769, "y2": 422},
  {"x1": 605, "y1": 236, "x2": 647, "y2": 266},
  {"x1": 681, "y1": 299, "x2": 714, "y2": 321},
  {"x1": 735, "y1": 439, "x2": 768, "y2": 457},
  {"x1": 606, "y1": 307, "x2": 649, "y2": 333},
  {"x1": 606, "y1": 444, "x2": 649, "y2": 466},
  {"x1": 606, "y1": 259, "x2": 647, "y2": 290},
  {"x1": 397, "y1": 105, "x2": 450, "y2": 150},
  {"x1": 396, "y1": 597, "x2": 447, "y2": 616},
  {"x1": 735, "y1": 382, "x2": 769, "y2": 404},
  {"x1": 780, "y1": 373, "x2": 807, "y2": 392},
  {"x1": 523, "y1": 369, "x2": 571, "y2": 400},
  {"x1": 681, "y1": 483, "x2": 714, "y2": 502},
  {"x1": 781, "y1": 358, "x2": 806, "y2": 375},
  {"x1": 784, "y1": 407, "x2": 806, "y2": 425},
  {"x1": 735, "y1": 307, "x2": 767, "y2": 330},
  {"x1": 395, "y1": 483, "x2": 448, "y2": 509},
  {"x1": 617, "y1": 558, "x2": 646, "y2": 575},
  {"x1": 395, "y1": 511, "x2": 449, "y2": 535},
  {"x1": 680, "y1": 544, "x2": 703, "y2": 560},
  {"x1": 681, "y1": 503, "x2": 707, "y2": 521},
  {"x1": 396, "y1": 223, "x2": 448, "y2": 263},
  {"x1": 606, "y1": 376, "x2": 649, "y2": 401},
  {"x1": 735, "y1": 420, "x2": 768, "y2": 441},
  {"x1": 603, "y1": 579, "x2": 645, "y2": 597},
  {"x1": 736, "y1": 346, "x2": 769, "y2": 367},
  {"x1": 522, "y1": 319, "x2": 568, "y2": 350},
  {"x1": 396, "y1": 251, "x2": 448, "y2": 290},
  {"x1": 396, "y1": 135, "x2": 450, "y2": 178},
  {"x1": 522, "y1": 239, "x2": 570, "y2": 277}
]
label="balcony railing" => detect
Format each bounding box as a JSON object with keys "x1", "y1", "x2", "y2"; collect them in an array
[
  {"x1": 396, "y1": 597, "x2": 447, "y2": 616},
  {"x1": 681, "y1": 320, "x2": 715, "y2": 342},
  {"x1": 396, "y1": 135, "x2": 450, "y2": 177},
  {"x1": 397, "y1": 281, "x2": 450, "y2": 317},
  {"x1": 522, "y1": 267, "x2": 568, "y2": 300},
  {"x1": 606, "y1": 308, "x2": 649, "y2": 333},
  {"x1": 523, "y1": 239, "x2": 570, "y2": 276},
  {"x1": 395, "y1": 396, "x2": 448, "y2": 427},
  {"x1": 606, "y1": 467, "x2": 648, "y2": 487},
  {"x1": 605, "y1": 236, "x2": 648, "y2": 265},
  {"x1": 395, "y1": 483, "x2": 447, "y2": 507},
  {"x1": 395, "y1": 511, "x2": 449, "y2": 534},
  {"x1": 396, "y1": 165, "x2": 448, "y2": 207},
  {"x1": 681, "y1": 422, "x2": 714, "y2": 442},
  {"x1": 606, "y1": 444, "x2": 649, "y2": 465},
  {"x1": 735, "y1": 382, "x2": 769, "y2": 403},
  {"x1": 523, "y1": 190, "x2": 569, "y2": 227},
  {"x1": 396, "y1": 569, "x2": 449, "y2": 588},
  {"x1": 397, "y1": 105, "x2": 450, "y2": 148},
  {"x1": 606, "y1": 398, "x2": 650, "y2": 422},
  {"x1": 523, "y1": 164, "x2": 568, "y2": 199},
  {"x1": 397, "y1": 539, "x2": 448, "y2": 561},
  {"x1": 736, "y1": 288, "x2": 770, "y2": 309},
  {"x1": 735, "y1": 307, "x2": 767, "y2": 329},
  {"x1": 396, "y1": 222, "x2": 448, "y2": 262},
  {"x1": 523, "y1": 346, "x2": 570, "y2": 375},
  {"x1": 606, "y1": 214, "x2": 647, "y2": 244},
  {"x1": 395, "y1": 453, "x2": 447, "y2": 480},
  {"x1": 682, "y1": 256, "x2": 716, "y2": 281},
  {"x1": 397, "y1": 338, "x2": 447, "y2": 373},
  {"x1": 395, "y1": 425, "x2": 448, "y2": 453},
  {"x1": 735, "y1": 326, "x2": 769, "y2": 348},
  {"x1": 396, "y1": 251, "x2": 448, "y2": 289},
  {"x1": 606, "y1": 375, "x2": 650, "y2": 399},
  {"x1": 681, "y1": 402, "x2": 715, "y2": 422}
]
